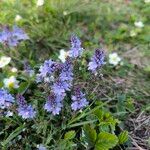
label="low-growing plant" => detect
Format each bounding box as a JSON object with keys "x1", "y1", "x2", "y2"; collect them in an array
[{"x1": 0, "y1": 26, "x2": 129, "y2": 149}]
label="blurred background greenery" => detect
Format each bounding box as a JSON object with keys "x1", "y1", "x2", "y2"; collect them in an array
[{"x1": 0, "y1": 0, "x2": 149, "y2": 62}]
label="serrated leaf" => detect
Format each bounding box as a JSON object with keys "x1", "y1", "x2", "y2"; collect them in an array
[
  {"x1": 118, "y1": 131, "x2": 128, "y2": 144},
  {"x1": 95, "y1": 132, "x2": 118, "y2": 150},
  {"x1": 83, "y1": 124, "x2": 97, "y2": 147},
  {"x1": 64, "y1": 130, "x2": 76, "y2": 140},
  {"x1": 93, "y1": 109, "x2": 103, "y2": 121}
]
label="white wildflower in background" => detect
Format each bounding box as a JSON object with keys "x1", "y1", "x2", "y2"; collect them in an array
[
  {"x1": 134, "y1": 21, "x2": 144, "y2": 28},
  {"x1": 144, "y1": 0, "x2": 150, "y2": 3},
  {"x1": 58, "y1": 49, "x2": 68, "y2": 62},
  {"x1": 109, "y1": 52, "x2": 121, "y2": 66},
  {"x1": 3, "y1": 76, "x2": 19, "y2": 89},
  {"x1": 0, "y1": 56, "x2": 11, "y2": 68},
  {"x1": 6, "y1": 111, "x2": 13, "y2": 117},
  {"x1": 130, "y1": 30, "x2": 137, "y2": 37},
  {"x1": 11, "y1": 67, "x2": 18, "y2": 73},
  {"x1": 37, "y1": 0, "x2": 44, "y2": 6},
  {"x1": 63, "y1": 11, "x2": 68, "y2": 16},
  {"x1": 15, "y1": 15, "x2": 22, "y2": 22}
]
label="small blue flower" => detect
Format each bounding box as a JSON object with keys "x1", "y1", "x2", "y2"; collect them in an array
[
  {"x1": 39, "y1": 59, "x2": 59, "y2": 79},
  {"x1": 52, "y1": 57, "x2": 73, "y2": 96},
  {"x1": 0, "y1": 27, "x2": 11, "y2": 43},
  {"x1": 52, "y1": 78, "x2": 72, "y2": 95},
  {"x1": 12, "y1": 26, "x2": 29, "y2": 41},
  {"x1": 59, "y1": 57, "x2": 73, "y2": 82},
  {"x1": 88, "y1": 49, "x2": 105, "y2": 72},
  {"x1": 17, "y1": 94, "x2": 36, "y2": 119},
  {"x1": 71, "y1": 87, "x2": 89, "y2": 111},
  {"x1": 44, "y1": 93, "x2": 63, "y2": 115},
  {"x1": 0, "y1": 89, "x2": 14, "y2": 109},
  {"x1": 0, "y1": 25, "x2": 29, "y2": 47},
  {"x1": 69, "y1": 35, "x2": 83, "y2": 58}
]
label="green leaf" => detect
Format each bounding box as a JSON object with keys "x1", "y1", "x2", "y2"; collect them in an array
[
  {"x1": 1, "y1": 125, "x2": 25, "y2": 147},
  {"x1": 118, "y1": 131, "x2": 128, "y2": 144},
  {"x1": 95, "y1": 132, "x2": 118, "y2": 150},
  {"x1": 18, "y1": 82, "x2": 29, "y2": 94},
  {"x1": 93, "y1": 109, "x2": 103, "y2": 121},
  {"x1": 83, "y1": 125, "x2": 97, "y2": 148},
  {"x1": 64, "y1": 131, "x2": 76, "y2": 140}
]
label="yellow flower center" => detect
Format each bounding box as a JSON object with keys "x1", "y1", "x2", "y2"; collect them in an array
[{"x1": 8, "y1": 82, "x2": 15, "y2": 88}]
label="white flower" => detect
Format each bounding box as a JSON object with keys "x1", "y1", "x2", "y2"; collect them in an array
[
  {"x1": 15, "y1": 15, "x2": 22, "y2": 22},
  {"x1": 3, "y1": 76, "x2": 19, "y2": 89},
  {"x1": 134, "y1": 21, "x2": 144, "y2": 28},
  {"x1": 109, "y1": 52, "x2": 121, "y2": 66},
  {"x1": 0, "y1": 56, "x2": 11, "y2": 68},
  {"x1": 37, "y1": 0, "x2": 44, "y2": 6},
  {"x1": 63, "y1": 11, "x2": 68, "y2": 16},
  {"x1": 58, "y1": 49, "x2": 68, "y2": 62},
  {"x1": 144, "y1": 0, "x2": 150, "y2": 3},
  {"x1": 130, "y1": 30, "x2": 137, "y2": 37},
  {"x1": 6, "y1": 111, "x2": 13, "y2": 117},
  {"x1": 11, "y1": 67, "x2": 18, "y2": 73}
]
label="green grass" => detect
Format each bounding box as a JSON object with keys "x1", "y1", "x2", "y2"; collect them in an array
[{"x1": 0, "y1": 0, "x2": 150, "y2": 149}]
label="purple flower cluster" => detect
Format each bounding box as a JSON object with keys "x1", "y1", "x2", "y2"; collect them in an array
[
  {"x1": 71, "y1": 87, "x2": 89, "y2": 111},
  {"x1": 0, "y1": 26, "x2": 29, "y2": 47},
  {"x1": 36, "y1": 35, "x2": 106, "y2": 115},
  {"x1": 0, "y1": 35, "x2": 105, "y2": 118},
  {"x1": 44, "y1": 93, "x2": 63, "y2": 115},
  {"x1": 59, "y1": 57, "x2": 73, "y2": 82},
  {"x1": 0, "y1": 89, "x2": 14, "y2": 109},
  {"x1": 38, "y1": 59, "x2": 59, "y2": 79},
  {"x1": 0, "y1": 90, "x2": 36, "y2": 119},
  {"x1": 69, "y1": 35, "x2": 83, "y2": 58},
  {"x1": 52, "y1": 57, "x2": 73, "y2": 95},
  {"x1": 88, "y1": 49, "x2": 105, "y2": 73},
  {"x1": 52, "y1": 79, "x2": 71, "y2": 95},
  {"x1": 17, "y1": 94, "x2": 36, "y2": 119}
]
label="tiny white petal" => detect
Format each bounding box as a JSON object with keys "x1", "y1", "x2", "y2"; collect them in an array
[
  {"x1": 37, "y1": 0, "x2": 44, "y2": 6},
  {"x1": 63, "y1": 11, "x2": 68, "y2": 16},
  {"x1": 109, "y1": 52, "x2": 121, "y2": 66},
  {"x1": 134, "y1": 21, "x2": 144, "y2": 28},
  {"x1": 6, "y1": 111, "x2": 13, "y2": 117},
  {"x1": 58, "y1": 49, "x2": 68, "y2": 62},
  {"x1": 15, "y1": 15, "x2": 22, "y2": 22},
  {"x1": 11, "y1": 67, "x2": 18, "y2": 73},
  {"x1": 144, "y1": 0, "x2": 150, "y2": 3},
  {"x1": 130, "y1": 30, "x2": 137, "y2": 37},
  {"x1": 0, "y1": 56, "x2": 11, "y2": 68}
]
